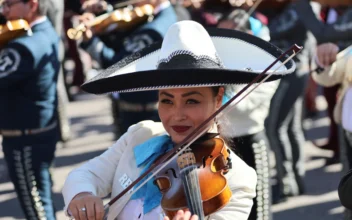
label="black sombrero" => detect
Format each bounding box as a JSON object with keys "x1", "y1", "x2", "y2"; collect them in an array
[{"x1": 81, "y1": 20, "x2": 296, "y2": 94}]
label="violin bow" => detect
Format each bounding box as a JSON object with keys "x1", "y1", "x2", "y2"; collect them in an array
[{"x1": 101, "y1": 44, "x2": 303, "y2": 219}]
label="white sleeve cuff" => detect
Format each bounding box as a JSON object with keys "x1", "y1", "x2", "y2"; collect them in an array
[
  {"x1": 314, "y1": 55, "x2": 325, "y2": 68},
  {"x1": 62, "y1": 183, "x2": 97, "y2": 216}
]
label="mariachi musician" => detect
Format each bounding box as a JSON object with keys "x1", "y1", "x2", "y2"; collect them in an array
[
  {"x1": 0, "y1": 0, "x2": 60, "y2": 219},
  {"x1": 73, "y1": 0, "x2": 178, "y2": 138},
  {"x1": 259, "y1": 0, "x2": 315, "y2": 204},
  {"x1": 293, "y1": 0, "x2": 352, "y2": 44},
  {"x1": 293, "y1": 0, "x2": 352, "y2": 166}
]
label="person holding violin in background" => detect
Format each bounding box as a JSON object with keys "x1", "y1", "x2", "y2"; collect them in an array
[
  {"x1": 74, "y1": 0, "x2": 178, "y2": 138},
  {"x1": 62, "y1": 20, "x2": 297, "y2": 220},
  {"x1": 0, "y1": 0, "x2": 60, "y2": 219},
  {"x1": 312, "y1": 42, "x2": 352, "y2": 220},
  {"x1": 292, "y1": 0, "x2": 352, "y2": 166}
]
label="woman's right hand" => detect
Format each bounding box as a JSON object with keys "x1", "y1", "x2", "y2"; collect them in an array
[{"x1": 68, "y1": 192, "x2": 104, "y2": 220}]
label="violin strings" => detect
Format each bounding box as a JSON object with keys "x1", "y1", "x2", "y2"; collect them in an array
[
  {"x1": 184, "y1": 150, "x2": 195, "y2": 215},
  {"x1": 191, "y1": 153, "x2": 202, "y2": 216},
  {"x1": 190, "y1": 152, "x2": 201, "y2": 216},
  {"x1": 185, "y1": 149, "x2": 203, "y2": 217}
]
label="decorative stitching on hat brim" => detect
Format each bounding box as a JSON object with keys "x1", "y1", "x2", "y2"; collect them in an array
[
  {"x1": 82, "y1": 67, "x2": 285, "y2": 94},
  {"x1": 82, "y1": 27, "x2": 295, "y2": 95},
  {"x1": 157, "y1": 50, "x2": 225, "y2": 68}
]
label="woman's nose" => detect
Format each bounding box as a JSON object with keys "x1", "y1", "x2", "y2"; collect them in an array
[{"x1": 172, "y1": 106, "x2": 187, "y2": 121}]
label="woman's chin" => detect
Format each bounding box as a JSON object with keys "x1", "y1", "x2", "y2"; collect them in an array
[
  {"x1": 171, "y1": 134, "x2": 187, "y2": 144},
  {"x1": 171, "y1": 131, "x2": 194, "y2": 144}
]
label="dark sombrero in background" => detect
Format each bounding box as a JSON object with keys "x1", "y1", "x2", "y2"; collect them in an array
[{"x1": 81, "y1": 20, "x2": 296, "y2": 95}]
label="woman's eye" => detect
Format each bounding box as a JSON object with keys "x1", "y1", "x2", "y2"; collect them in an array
[
  {"x1": 160, "y1": 99, "x2": 172, "y2": 104},
  {"x1": 186, "y1": 99, "x2": 200, "y2": 104}
]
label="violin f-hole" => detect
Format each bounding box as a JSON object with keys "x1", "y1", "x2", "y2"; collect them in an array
[
  {"x1": 165, "y1": 168, "x2": 178, "y2": 179},
  {"x1": 201, "y1": 155, "x2": 213, "y2": 168},
  {"x1": 211, "y1": 155, "x2": 228, "y2": 173},
  {"x1": 154, "y1": 177, "x2": 171, "y2": 192}
]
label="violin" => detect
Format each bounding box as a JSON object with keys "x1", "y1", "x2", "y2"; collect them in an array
[
  {"x1": 67, "y1": 4, "x2": 154, "y2": 40},
  {"x1": 0, "y1": 19, "x2": 30, "y2": 48},
  {"x1": 154, "y1": 135, "x2": 232, "y2": 219}
]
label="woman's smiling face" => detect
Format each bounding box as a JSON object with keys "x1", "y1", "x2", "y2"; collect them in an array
[{"x1": 158, "y1": 87, "x2": 224, "y2": 144}]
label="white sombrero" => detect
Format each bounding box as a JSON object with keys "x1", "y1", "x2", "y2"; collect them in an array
[{"x1": 81, "y1": 20, "x2": 295, "y2": 94}]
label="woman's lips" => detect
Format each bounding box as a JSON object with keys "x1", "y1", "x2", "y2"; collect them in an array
[{"x1": 171, "y1": 126, "x2": 191, "y2": 133}]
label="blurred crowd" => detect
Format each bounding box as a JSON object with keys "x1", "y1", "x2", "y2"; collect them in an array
[{"x1": 0, "y1": 0, "x2": 351, "y2": 219}]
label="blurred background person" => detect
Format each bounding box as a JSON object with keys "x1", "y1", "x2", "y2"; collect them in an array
[
  {"x1": 313, "y1": 42, "x2": 352, "y2": 220},
  {"x1": 217, "y1": 6, "x2": 274, "y2": 220},
  {"x1": 293, "y1": 0, "x2": 352, "y2": 165},
  {"x1": 47, "y1": 0, "x2": 72, "y2": 144},
  {"x1": 262, "y1": 1, "x2": 317, "y2": 204},
  {"x1": 0, "y1": 0, "x2": 61, "y2": 218},
  {"x1": 73, "y1": 0, "x2": 178, "y2": 138}
]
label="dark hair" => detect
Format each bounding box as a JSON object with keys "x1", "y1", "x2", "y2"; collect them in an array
[
  {"x1": 211, "y1": 86, "x2": 221, "y2": 97},
  {"x1": 225, "y1": 9, "x2": 252, "y2": 33},
  {"x1": 22, "y1": 0, "x2": 49, "y2": 16}
]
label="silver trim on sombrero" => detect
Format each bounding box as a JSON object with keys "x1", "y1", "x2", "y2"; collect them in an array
[
  {"x1": 84, "y1": 35, "x2": 293, "y2": 95},
  {"x1": 156, "y1": 50, "x2": 225, "y2": 68},
  {"x1": 104, "y1": 36, "x2": 286, "y2": 79},
  {"x1": 108, "y1": 83, "x2": 231, "y2": 94}
]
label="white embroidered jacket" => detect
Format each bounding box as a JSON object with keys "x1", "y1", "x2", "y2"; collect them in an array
[
  {"x1": 62, "y1": 120, "x2": 257, "y2": 220},
  {"x1": 312, "y1": 46, "x2": 352, "y2": 124}
]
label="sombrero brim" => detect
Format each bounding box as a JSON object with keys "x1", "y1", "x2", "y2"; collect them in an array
[{"x1": 81, "y1": 28, "x2": 296, "y2": 94}]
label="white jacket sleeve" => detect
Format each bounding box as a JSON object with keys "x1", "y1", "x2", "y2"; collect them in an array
[
  {"x1": 208, "y1": 152, "x2": 257, "y2": 220},
  {"x1": 312, "y1": 59, "x2": 345, "y2": 87},
  {"x1": 61, "y1": 122, "x2": 146, "y2": 214},
  {"x1": 312, "y1": 46, "x2": 352, "y2": 87}
]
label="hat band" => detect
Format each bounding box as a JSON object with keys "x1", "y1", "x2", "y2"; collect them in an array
[{"x1": 157, "y1": 53, "x2": 224, "y2": 70}]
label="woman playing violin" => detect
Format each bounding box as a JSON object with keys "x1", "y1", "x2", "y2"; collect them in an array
[{"x1": 62, "y1": 20, "x2": 296, "y2": 220}]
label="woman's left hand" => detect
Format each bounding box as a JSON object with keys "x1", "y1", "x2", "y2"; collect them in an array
[{"x1": 163, "y1": 210, "x2": 198, "y2": 220}]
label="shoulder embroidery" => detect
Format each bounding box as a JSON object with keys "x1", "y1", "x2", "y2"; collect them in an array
[
  {"x1": 0, "y1": 48, "x2": 21, "y2": 78},
  {"x1": 124, "y1": 34, "x2": 154, "y2": 53}
]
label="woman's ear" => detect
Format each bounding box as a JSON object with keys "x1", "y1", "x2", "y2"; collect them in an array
[
  {"x1": 216, "y1": 87, "x2": 225, "y2": 109},
  {"x1": 29, "y1": 0, "x2": 39, "y2": 14}
]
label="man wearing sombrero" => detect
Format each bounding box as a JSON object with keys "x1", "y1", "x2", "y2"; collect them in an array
[{"x1": 62, "y1": 20, "x2": 296, "y2": 220}]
